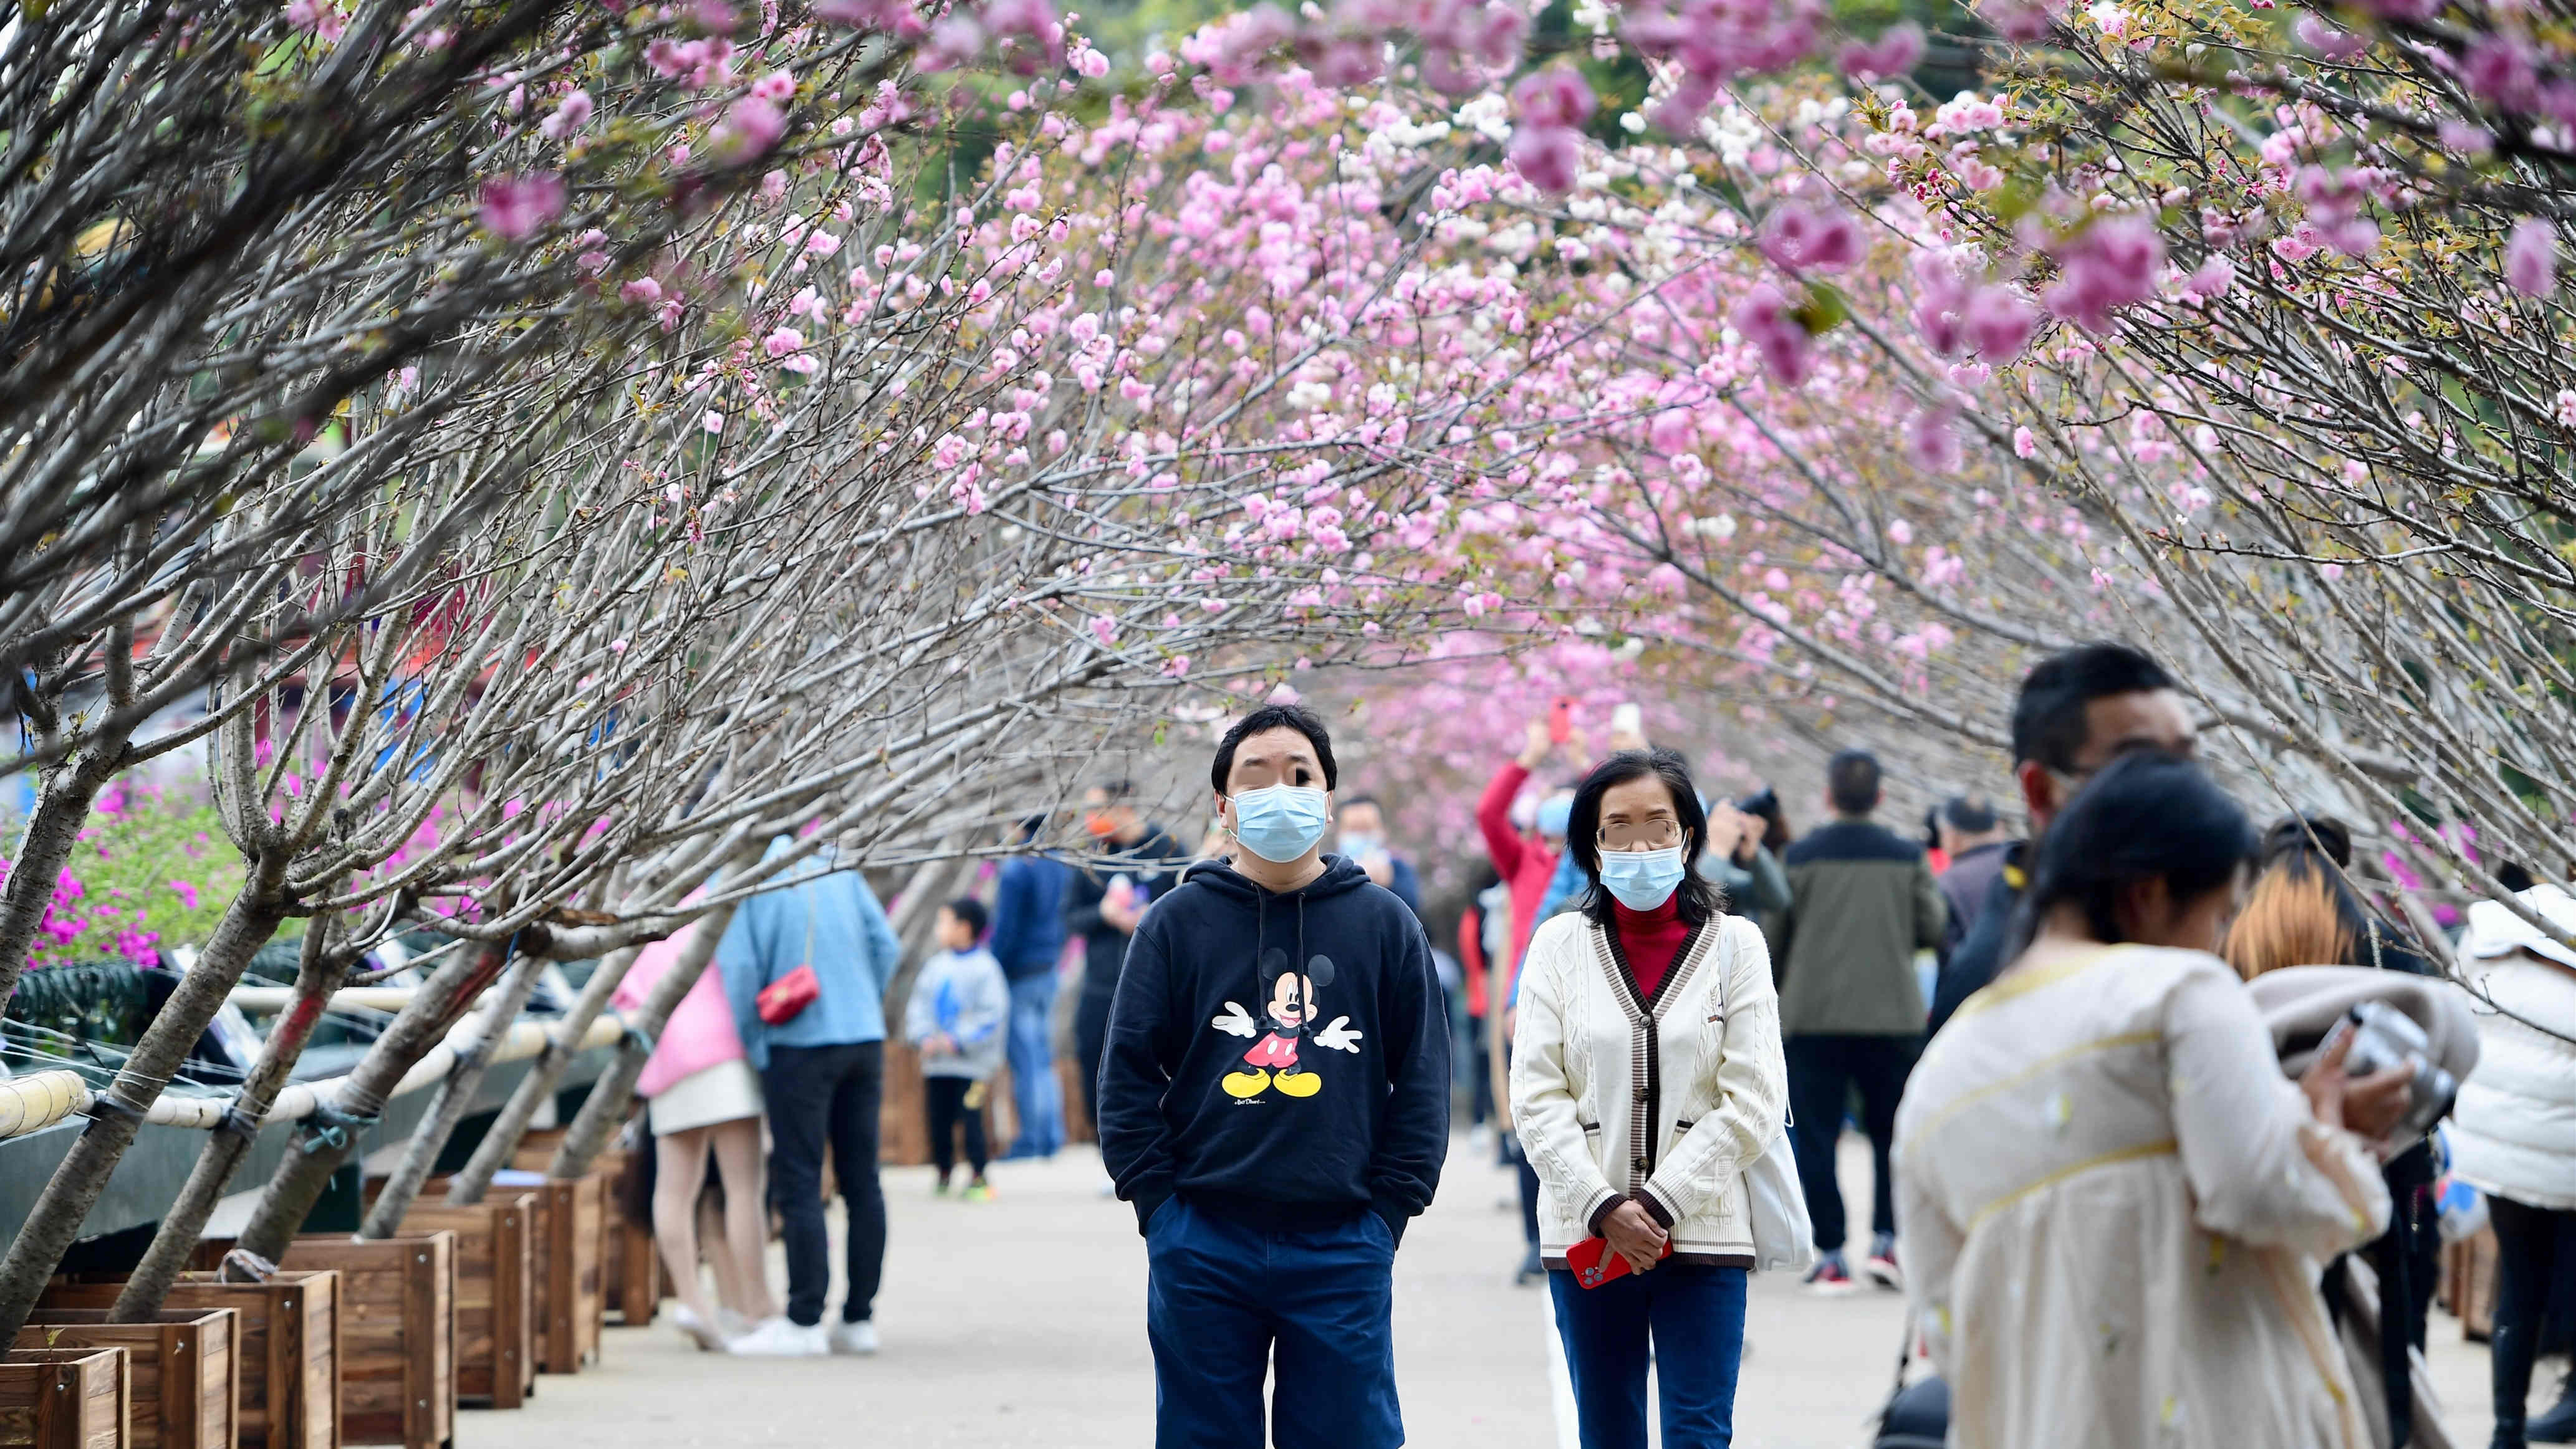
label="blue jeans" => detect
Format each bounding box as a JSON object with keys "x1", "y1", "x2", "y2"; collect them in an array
[
  {"x1": 1548, "y1": 1264, "x2": 1747, "y2": 1449},
  {"x1": 1145, "y1": 1198, "x2": 1403, "y2": 1449},
  {"x1": 1004, "y1": 973, "x2": 1063, "y2": 1157}
]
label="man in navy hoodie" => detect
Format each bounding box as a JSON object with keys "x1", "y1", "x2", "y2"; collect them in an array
[{"x1": 1098, "y1": 704, "x2": 1449, "y2": 1449}]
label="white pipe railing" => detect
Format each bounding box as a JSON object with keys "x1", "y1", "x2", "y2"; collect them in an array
[
  {"x1": 228, "y1": 986, "x2": 423, "y2": 1014},
  {"x1": 0, "y1": 1013, "x2": 628, "y2": 1142}
]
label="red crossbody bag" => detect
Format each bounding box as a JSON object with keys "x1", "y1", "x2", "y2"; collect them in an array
[{"x1": 754, "y1": 913, "x2": 820, "y2": 1026}]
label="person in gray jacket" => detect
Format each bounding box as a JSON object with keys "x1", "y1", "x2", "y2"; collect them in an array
[
  {"x1": 905, "y1": 897, "x2": 1011, "y2": 1200},
  {"x1": 1774, "y1": 748, "x2": 1946, "y2": 1293}
]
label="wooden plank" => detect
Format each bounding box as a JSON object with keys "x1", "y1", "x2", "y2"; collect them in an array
[
  {"x1": 16, "y1": 1310, "x2": 236, "y2": 1449},
  {"x1": 2, "y1": 1347, "x2": 130, "y2": 1449},
  {"x1": 43, "y1": 1274, "x2": 333, "y2": 1449}
]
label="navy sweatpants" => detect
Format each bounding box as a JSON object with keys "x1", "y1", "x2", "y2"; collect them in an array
[{"x1": 1144, "y1": 1198, "x2": 1403, "y2": 1449}]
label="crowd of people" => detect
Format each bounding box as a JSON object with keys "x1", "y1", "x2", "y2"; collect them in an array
[{"x1": 594, "y1": 641, "x2": 2576, "y2": 1449}]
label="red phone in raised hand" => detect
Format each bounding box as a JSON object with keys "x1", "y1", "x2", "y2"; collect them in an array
[
  {"x1": 1549, "y1": 696, "x2": 1576, "y2": 744},
  {"x1": 1565, "y1": 1233, "x2": 1673, "y2": 1289}
]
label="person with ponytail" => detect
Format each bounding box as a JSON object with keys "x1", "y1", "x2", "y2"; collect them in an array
[{"x1": 1512, "y1": 749, "x2": 1789, "y2": 1448}]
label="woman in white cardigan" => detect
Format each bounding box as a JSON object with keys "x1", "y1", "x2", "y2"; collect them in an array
[{"x1": 1512, "y1": 749, "x2": 1788, "y2": 1449}]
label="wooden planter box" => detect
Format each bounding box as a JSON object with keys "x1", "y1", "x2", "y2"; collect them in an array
[
  {"x1": 192, "y1": 1238, "x2": 449, "y2": 1449},
  {"x1": 360, "y1": 1198, "x2": 531, "y2": 1410},
  {"x1": 42, "y1": 1276, "x2": 332, "y2": 1449},
  {"x1": 14, "y1": 1311, "x2": 234, "y2": 1449},
  {"x1": 1, "y1": 1347, "x2": 130, "y2": 1449},
  {"x1": 448, "y1": 1167, "x2": 599, "y2": 1376},
  {"x1": 507, "y1": 1131, "x2": 655, "y2": 1328}
]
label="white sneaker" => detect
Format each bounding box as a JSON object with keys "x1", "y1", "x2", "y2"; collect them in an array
[
  {"x1": 827, "y1": 1320, "x2": 878, "y2": 1356},
  {"x1": 714, "y1": 1307, "x2": 755, "y2": 1341},
  {"x1": 728, "y1": 1317, "x2": 827, "y2": 1357},
  {"x1": 671, "y1": 1304, "x2": 729, "y2": 1352}
]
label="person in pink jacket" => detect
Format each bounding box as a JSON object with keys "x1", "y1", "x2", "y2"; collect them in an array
[{"x1": 614, "y1": 923, "x2": 776, "y2": 1350}]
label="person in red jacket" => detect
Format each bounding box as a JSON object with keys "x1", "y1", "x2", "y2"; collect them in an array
[{"x1": 1479, "y1": 717, "x2": 1582, "y2": 1282}]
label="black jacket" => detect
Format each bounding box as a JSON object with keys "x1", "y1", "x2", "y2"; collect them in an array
[
  {"x1": 1928, "y1": 840, "x2": 2024, "y2": 1036},
  {"x1": 1062, "y1": 826, "x2": 1186, "y2": 1002},
  {"x1": 1097, "y1": 855, "x2": 1449, "y2": 1243}
]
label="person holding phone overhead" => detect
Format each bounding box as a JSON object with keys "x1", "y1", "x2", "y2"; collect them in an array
[{"x1": 1512, "y1": 749, "x2": 1789, "y2": 1449}]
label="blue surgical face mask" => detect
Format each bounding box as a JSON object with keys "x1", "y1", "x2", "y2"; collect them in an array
[
  {"x1": 1229, "y1": 785, "x2": 1330, "y2": 864},
  {"x1": 1340, "y1": 832, "x2": 1384, "y2": 859},
  {"x1": 1597, "y1": 846, "x2": 1688, "y2": 911}
]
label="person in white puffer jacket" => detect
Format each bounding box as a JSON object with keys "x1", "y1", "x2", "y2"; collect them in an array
[{"x1": 2451, "y1": 884, "x2": 2576, "y2": 1449}]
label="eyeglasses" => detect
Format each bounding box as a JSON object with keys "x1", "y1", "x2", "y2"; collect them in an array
[{"x1": 1598, "y1": 820, "x2": 1683, "y2": 852}]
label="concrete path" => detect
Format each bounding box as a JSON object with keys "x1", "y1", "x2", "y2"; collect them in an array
[{"x1": 461, "y1": 1132, "x2": 2504, "y2": 1448}]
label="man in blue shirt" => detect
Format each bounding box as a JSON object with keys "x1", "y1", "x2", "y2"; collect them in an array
[
  {"x1": 989, "y1": 813, "x2": 1074, "y2": 1160},
  {"x1": 718, "y1": 844, "x2": 903, "y2": 1357}
]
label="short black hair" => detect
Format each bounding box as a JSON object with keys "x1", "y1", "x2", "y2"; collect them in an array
[
  {"x1": 2014, "y1": 750, "x2": 2254, "y2": 951},
  {"x1": 1567, "y1": 750, "x2": 1725, "y2": 928},
  {"x1": 2011, "y1": 642, "x2": 2177, "y2": 773},
  {"x1": 1017, "y1": 812, "x2": 1048, "y2": 842},
  {"x1": 1209, "y1": 703, "x2": 1338, "y2": 793},
  {"x1": 1339, "y1": 793, "x2": 1382, "y2": 811},
  {"x1": 1093, "y1": 778, "x2": 1134, "y2": 800},
  {"x1": 1941, "y1": 794, "x2": 2000, "y2": 834},
  {"x1": 2262, "y1": 813, "x2": 2351, "y2": 870},
  {"x1": 2499, "y1": 861, "x2": 2539, "y2": 893},
  {"x1": 1827, "y1": 749, "x2": 1882, "y2": 816},
  {"x1": 943, "y1": 896, "x2": 989, "y2": 938}
]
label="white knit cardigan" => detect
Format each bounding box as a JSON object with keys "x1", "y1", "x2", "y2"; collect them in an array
[{"x1": 1510, "y1": 910, "x2": 1788, "y2": 1266}]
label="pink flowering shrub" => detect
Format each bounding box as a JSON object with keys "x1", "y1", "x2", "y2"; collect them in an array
[{"x1": 2, "y1": 787, "x2": 242, "y2": 969}]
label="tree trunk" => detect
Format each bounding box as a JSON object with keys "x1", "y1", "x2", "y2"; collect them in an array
[
  {"x1": 445, "y1": 945, "x2": 642, "y2": 1205},
  {"x1": 0, "y1": 887, "x2": 289, "y2": 1342},
  {"x1": 0, "y1": 747, "x2": 124, "y2": 1008},
  {"x1": 109, "y1": 917, "x2": 353, "y2": 1320},
  {"x1": 358, "y1": 952, "x2": 545, "y2": 1238},
  {"x1": 234, "y1": 935, "x2": 519, "y2": 1263},
  {"x1": 547, "y1": 905, "x2": 737, "y2": 1181}
]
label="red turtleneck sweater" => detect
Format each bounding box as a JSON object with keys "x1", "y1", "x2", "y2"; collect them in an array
[{"x1": 1612, "y1": 894, "x2": 1691, "y2": 998}]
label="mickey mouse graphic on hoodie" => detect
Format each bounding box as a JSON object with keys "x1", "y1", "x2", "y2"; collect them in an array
[{"x1": 1213, "y1": 949, "x2": 1364, "y2": 1098}]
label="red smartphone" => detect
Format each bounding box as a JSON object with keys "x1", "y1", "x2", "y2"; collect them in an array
[
  {"x1": 1565, "y1": 1234, "x2": 1672, "y2": 1289},
  {"x1": 1548, "y1": 696, "x2": 1576, "y2": 744}
]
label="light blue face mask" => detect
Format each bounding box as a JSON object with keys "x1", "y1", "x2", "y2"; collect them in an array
[
  {"x1": 1229, "y1": 785, "x2": 1330, "y2": 864},
  {"x1": 1597, "y1": 846, "x2": 1688, "y2": 911}
]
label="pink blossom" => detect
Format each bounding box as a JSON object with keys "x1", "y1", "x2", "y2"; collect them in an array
[
  {"x1": 2554, "y1": 390, "x2": 2576, "y2": 428},
  {"x1": 702, "y1": 409, "x2": 726, "y2": 434},
  {"x1": 1163, "y1": 655, "x2": 1191, "y2": 677},
  {"x1": 1837, "y1": 22, "x2": 1924, "y2": 80},
  {"x1": 2184, "y1": 254, "x2": 2235, "y2": 301},
  {"x1": 1507, "y1": 126, "x2": 1582, "y2": 194},
  {"x1": 2292, "y1": 14, "x2": 2367, "y2": 60},
  {"x1": 1733, "y1": 282, "x2": 1813, "y2": 385},
  {"x1": 1090, "y1": 615, "x2": 1118, "y2": 647},
  {"x1": 762, "y1": 325, "x2": 806, "y2": 358},
  {"x1": 2466, "y1": 34, "x2": 2540, "y2": 113},
  {"x1": 749, "y1": 69, "x2": 797, "y2": 102},
  {"x1": 1757, "y1": 203, "x2": 1863, "y2": 272},
  {"x1": 708, "y1": 97, "x2": 786, "y2": 166},
  {"x1": 2012, "y1": 426, "x2": 2037, "y2": 458},
  {"x1": 539, "y1": 88, "x2": 593, "y2": 140},
  {"x1": 1904, "y1": 406, "x2": 1962, "y2": 473},
  {"x1": 1963, "y1": 284, "x2": 2035, "y2": 359},
  {"x1": 2045, "y1": 218, "x2": 2165, "y2": 333},
  {"x1": 813, "y1": 0, "x2": 922, "y2": 32},
  {"x1": 620, "y1": 277, "x2": 664, "y2": 305},
  {"x1": 1514, "y1": 67, "x2": 1597, "y2": 131},
  {"x1": 478, "y1": 173, "x2": 564, "y2": 241},
  {"x1": 2506, "y1": 218, "x2": 2558, "y2": 297},
  {"x1": 168, "y1": 879, "x2": 201, "y2": 910},
  {"x1": 1985, "y1": 0, "x2": 2059, "y2": 42}
]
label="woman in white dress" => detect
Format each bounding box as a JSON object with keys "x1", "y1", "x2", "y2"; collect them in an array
[{"x1": 1894, "y1": 751, "x2": 2415, "y2": 1449}]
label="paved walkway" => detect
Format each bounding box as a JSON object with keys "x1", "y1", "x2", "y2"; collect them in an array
[{"x1": 463, "y1": 1133, "x2": 2502, "y2": 1447}]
